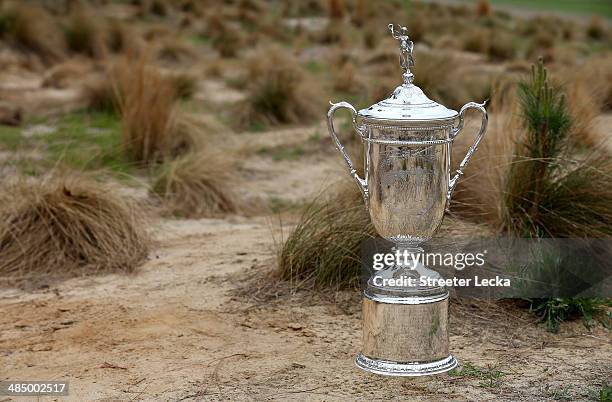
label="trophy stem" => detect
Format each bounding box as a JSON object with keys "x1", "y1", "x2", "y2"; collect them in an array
[{"x1": 390, "y1": 243, "x2": 423, "y2": 269}]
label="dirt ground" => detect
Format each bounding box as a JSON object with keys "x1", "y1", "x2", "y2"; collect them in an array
[
  {"x1": 1, "y1": 125, "x2": 610, "y2": 402},
  {"x1": 0, "y1": 4, "x2": 610, "y2": 397}
]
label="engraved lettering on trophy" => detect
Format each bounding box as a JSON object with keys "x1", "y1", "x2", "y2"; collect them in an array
[{"x1": 327, "y1": 23, "x2": 488, "y2": 376}]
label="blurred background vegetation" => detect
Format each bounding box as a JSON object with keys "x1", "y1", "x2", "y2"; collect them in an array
[{"x1": 0, "y1": 0, "x2": 610, "y2": 330}]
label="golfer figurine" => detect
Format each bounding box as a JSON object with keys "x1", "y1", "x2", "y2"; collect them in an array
[{"x1": 389, "y1": 23, "x2": 415, "y2": 85}]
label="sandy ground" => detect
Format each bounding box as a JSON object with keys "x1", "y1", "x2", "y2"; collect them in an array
[
  {"x1": 0, "y1": 41, "x2": 610, "y2": 400},
  {"x1": 1, "y1": 213, "x2": 610, "y2": 401},
  {"x1": 1, "y1": 127, "x2": 611, "y2": 401}
]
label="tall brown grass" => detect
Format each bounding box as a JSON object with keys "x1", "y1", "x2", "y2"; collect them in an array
[
  {"x1": 0, "y1": 174, "x2": 149, "y2": 286},
  {"x1": 156, "y1": 40, "x2": 198, "y2": 65},
  {"x1": 83, "y1": 73, "x2": 118, "y2": 113},
  {"x1": 138, "y1": 0, "x2": 171, "y2": 17},
  {"x1": 452, "y1": 61, "x2": 612, "y2": 237},
  {"x1": 114, "y1": 57, "x2": 176, "y2": 163},
  {"x1": 205, "y1": 14, "x2": 244, "y2": 58},
  {"x1": 352, "y1": 0, "x2": 366, "y2": 27},
  {"x1": 236, "y1": 0, "x2": 264, "y2": 24},
  {"x1": 331, "y1": 60, "x2": 363, "y2": 94},
  {"x1": 0, "y1": 4, "x2": 66, "y2": 63},
  {"x1": 328, "y1": 0, "x2": 345, "y2": 20},
  {"x1": 169, "y1": 72, "x2": 198, "y2": 100},
  {"x1": 586, "y1": 16, "x2": 607, "y2": 40},
  {"x1": 42, "y1": 60, "x2": 93, "y2": 89},
  {"x1": 450, "y1": 91, "x2": 518, "y2": 226},
  {"x1": 152, "y1": 151, "x2": 239, "y2": 218},
  {"x1": 106, "y1": 19, "x2": 136, "y2": 54},
  {"x1": 412, "y1": 51, "x2": 490, "y2": 110},
  {"x1": 487, "y1": 31, "x2": 517, "y2": 61},
  {"x1": 113, "y1": 56, "x2": 203, "y2": 164},
  {"x1": 236, "y1": 47, "x2": 322, "y2": 129},
  {"x1": 475, "y1": 0, "x2": 491, "y2": 17},
  {"x1": 527, "y1": 31, "x2": 556, "y2": 62},
  {"x1": 277, "y1": 180, "x2": 374, "y2": 289},
  {"x1": 503, "y1": 62, "x2": 612, "y2": 237},
  {"x1": 462, "y1": 28, "x2": 489, "y2": 54},
  {"x1": 564, "y1": 79, "x2": 605, "y2": 148},
  {"x1": 63, "y1": 5, "x2": 106, "y2": 58}
]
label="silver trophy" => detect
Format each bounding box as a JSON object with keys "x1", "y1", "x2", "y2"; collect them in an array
[{"x1": 327, "y1": 24, "x2": 487, "y2": 376}]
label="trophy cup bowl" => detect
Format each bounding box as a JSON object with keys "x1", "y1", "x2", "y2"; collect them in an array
[{"x1": 327, "y1": 24, "x2": 488, "y2": 376}]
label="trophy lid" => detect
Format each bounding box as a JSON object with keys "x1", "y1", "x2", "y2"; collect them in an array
[{"x1": 358, "y1": 24, "x2": 458, "y2": 122}]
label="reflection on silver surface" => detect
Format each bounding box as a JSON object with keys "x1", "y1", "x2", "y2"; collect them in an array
[
  {"x1": 368, "y1": 127, "x2": 450, "y2": 245},
  {"x1": 327, "y1": 23, "x2": 488, "y2": 377}
]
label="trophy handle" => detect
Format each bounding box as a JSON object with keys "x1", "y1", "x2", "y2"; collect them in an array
[
  {"x1": 447, "y1": 101, "x2": 488, "y2": 203},
  {"x1": 327, "y1": 101, "x2": 368, "y2": 204}
]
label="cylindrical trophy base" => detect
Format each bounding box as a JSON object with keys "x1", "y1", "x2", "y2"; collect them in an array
[{"x1": 357, "y1": 291, "x2": 456, "y2": 376}]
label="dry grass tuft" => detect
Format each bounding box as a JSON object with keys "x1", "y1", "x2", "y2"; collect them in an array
[
  {"x1": 314, "y1": 21, "x2": 347, "y2": 45},
  {"x1": 143, "y1": 25, "x2": 172, "y2": 42},
  {"x1": 139, "y1": 0, "x2": 171, "y2": 17},
  {"x1": 487, "y1": 31, "x2": 516, "y2": 61},
  {"x1": 564, "y1": 78, "x2": 605, "y2": 148},
  {"x1": 475, "y1": 0, "x2": 491, "y2": 17},
  {"x1": 412, "y1": 51, "x2": 486, "y2": 110},
  {"x1": 179, "y1": 0, "x2": 203, "y2": 16},
  {"x1": 168, "y1": 71, "x2": 198, "y2": 100},
  {"x1": 462, "y1": 28, "x2": 489, "y2": 54},
  {"x1": 113, "y1": 56, "x2": 202, "y2": 163},
  {"x1": 0, "y1": 174, "x2": 149, "y2": 286},
  {"x1": 413, "y1": 51, "x2": 455, "y2": 97},
  {"x1": 450, "y1": 100, "x2": 518, "y2": 226},
  {"x1": 527, "y1": 31, "x2": 556, "y2": 62},
  {"x1": 406, "y1": 9, "x2": 426, "y2": 42},
  {"x1": 362, "y1": 23, "x2": 380, "y2": 49},
  {"x1": 463, "y1": 28, "x2": 489, "y2": 54},
  {"x1": 63, "y1": 6, "x2": 106, "y2": 58},
  {"x1": 331, "y1": 60, "x2": 363, "y2": 94},
  {"x1": 236, "y1": 47, "x2": 322, "y2": 129},
  {"x1": 462, "y1": 27, "x2": 516, "y2": 61},
  {"x1": 367, "y1": 76, "x2": 398, "y2": 102},
  {"x1": 352, "y1": 0, "x2": 366, "y2": 27},
  {"x1": 42, "y1": 60, "x2": 93, "y2": 89},
  {"x1": 106, "y1": 19, "x2": 136, "y2": 54},
  {"x1": 586, "y1": 16, "x2": 607, "y2": 40},
  {"x1": 156, "y1": 40, "x2": 198, "y2": 64},
  {"x1": 164, "y1": 114, "x2": 209, "y2": 155},
  {"x1": 548, "y1": 55, "x2": 612, "y2": 148},
  {"x1": 328, "y1": 0, "x2": 345, "y2": 20},
  {"x1": 277, "y1": 180, "x2": 375, "y2": 289},
  {"x1": 236, "y1": 0, "x2": 264, "y2": 24},
  {"x1": 453, "y1": 61, "x2": 612, "y2": 237},
  {"x1": 115, "y1": 57, "x2": 176, "y2": 163},
  {"x1": 0, "y1": 4, "x2": 66, "y2": 63},
  {"x1": 83, "y1": 72, "x2": 118, "y2": 113},
  {"x1": 152, "y1": 151, "x2": 239, "y2": 218},
  {"x1": 205, "y1": 14, "x2": 244, "y2": 58}
]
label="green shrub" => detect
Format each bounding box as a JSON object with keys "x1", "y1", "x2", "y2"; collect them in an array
[
  {"x1": 503, "y1": 60, "x2": 612, "y2": 331},
  {"x1": 530, "y1": 298, "x2": 610, "y2": 333},
  {"x1": 503, "y1": 60, "x2": 612, "y2": 237}
]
